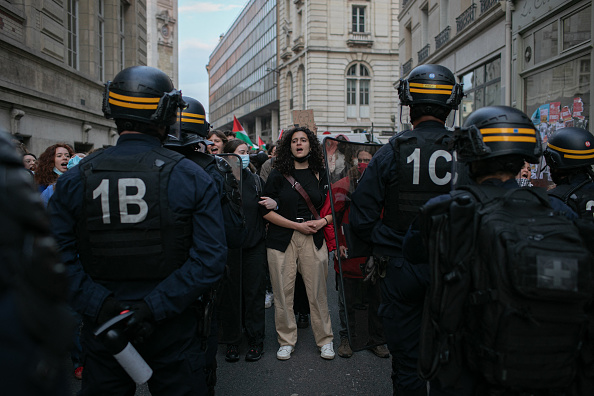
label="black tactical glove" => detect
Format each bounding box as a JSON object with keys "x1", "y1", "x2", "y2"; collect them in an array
[
  {"x1": 125, "y1": 301, "x2": 155, "y2": 344},
  {"x1": 97, "y1": 297, "x2": 126, "y2": 325}
]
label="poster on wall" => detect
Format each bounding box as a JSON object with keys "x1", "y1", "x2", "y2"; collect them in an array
[{"x1": 529, "y1": 97, "x2": 589, "y2": 189}]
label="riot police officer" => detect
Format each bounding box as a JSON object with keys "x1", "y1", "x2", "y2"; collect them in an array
[
  {"x1": 544, "y1": 127, "x2": 594, "y2": 219},
  {"x1": 164, "y1": 96, "x2": 245, "y2": 394},
  {"x1": 349, "y1": 64, "x2": 463, "y2": 396},
  {"x1": 0, "y1": 131, "x2": 72, "y2": 396},
  {"x1": 49, "y1": 66, "x2": 227, "y2": 395}
]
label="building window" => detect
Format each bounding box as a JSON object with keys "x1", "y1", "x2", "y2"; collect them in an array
[
  {"x1": 352, "y1": 6, "x2": 366, "y2": 33},
  {"x1": 346, "y1": 63, "x2": 371, "y2": 118},
  {"x1": 120, "y1": 2, "x2": 126, "y2": 71},
  {"x1": 67, "y1": 0, "x2": 78, "y2": 69},
  {"x1": 98, "y1": 0, "x2": 105, "y2": 81},
  {"x1": 461, "y1": 57, "x2": 501, "y2": 123},
  {"x1": 562, "y1": 5, "x2": 591, "y2": 51}
]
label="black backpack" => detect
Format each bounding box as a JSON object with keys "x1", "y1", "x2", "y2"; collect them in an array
[{"x1": 419, "y1": 184, "x2": 594, "y2": 392}]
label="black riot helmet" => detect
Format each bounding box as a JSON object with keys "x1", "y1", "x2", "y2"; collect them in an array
[
  {"x1": 397, "y1": 64, "x2": 464, "y2": 118},
  {"x1": 544, "y1": 127, "x2": 594, "y2": 170},
  {"x1": 165, "y1": 97, "x2": 212, "y2": 153},
  {"x1": 102, "y1": 66, "x2": 185, "y2": 127},
  {"x1": 174, "y1": 96, "x2": 210, "y2": 138},
  {"x1": 454, "y1": 106, "x2": 542, "y2": 164}
]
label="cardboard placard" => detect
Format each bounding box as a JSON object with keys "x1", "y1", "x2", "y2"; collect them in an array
[{"x1": 292, "y1": 109, "x2": 317, "y2": 133}]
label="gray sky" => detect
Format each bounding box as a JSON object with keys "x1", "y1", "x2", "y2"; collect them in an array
[{"x1": 178, "y1": 1, "x2": 246, "y2": 118}]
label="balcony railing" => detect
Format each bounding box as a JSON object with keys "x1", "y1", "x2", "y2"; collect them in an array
[
  {"x1": 402, "y1": 58, "x2": 413, "y2": 76},
  {"x1": 346, "y1": 32, "x2": 373, "y2": 47},
  {"x1": 480, "y1": 0, "x2": 499, "y2": 14},
  {"x1": 417, "y1": 44, "x2": 430, "y2": 64},
  {"x1": 456, "y1": 3, "x2": 477, "y2": 33},
  {"x1": 435, "y1": 26, "x2": 451, "y2": 50}
]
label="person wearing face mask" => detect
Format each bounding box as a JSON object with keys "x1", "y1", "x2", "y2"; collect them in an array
[
  {"x1": 331, "y1": 148, "x2": 389, "y2": 359},
  {"x1": 260, "y1": 126, "x2": 335, "y2": 361},
  {"x1": 34, "y1": 143, "x2": 74, "y2": 197},
  {"x1": 219, "y1": 139, "x2": 270, "y2": 362}
]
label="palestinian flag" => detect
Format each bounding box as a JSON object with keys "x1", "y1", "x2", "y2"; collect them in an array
[
  {"x1": 258, "y1": 136, "x2": 267, "y2": 150},
  {"x1": 233, "y1": 116, "x2": 257, "y2": 149}
]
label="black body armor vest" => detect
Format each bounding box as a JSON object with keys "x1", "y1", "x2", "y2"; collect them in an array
[
  {"x1": 77, "y1": 147, "x2": 191, "y2": 281},
  {"x1": 548, "y1": 176, "x2": 594, "y2": 220},
  {"x1": 383, "y1": 128, "x2": 454, "y2": 233}
]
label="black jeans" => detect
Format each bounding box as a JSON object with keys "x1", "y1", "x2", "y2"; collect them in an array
[{"x1": 218, "y1": 240, "x2": 267, "y2": 345}]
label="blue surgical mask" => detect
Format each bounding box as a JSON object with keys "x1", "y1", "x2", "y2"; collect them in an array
[
  {"x1": 53, "y1": 167, "x2": 64, "y2": 176},
  {"x1": 239, "y1": 154, "x2": 250, "y2": 169},
  {"x1": 67, "y1": 155, "x2": 82, "y2": 169}
]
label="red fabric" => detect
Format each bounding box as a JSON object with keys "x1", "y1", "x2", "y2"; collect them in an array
[
  {"x1": 232, "y1": 115, "x2": 244, "y2": 133},
  {"x1": 320, "y1": 192, "x2": 336, "y2": 252}
]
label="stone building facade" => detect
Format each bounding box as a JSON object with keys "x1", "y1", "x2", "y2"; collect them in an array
[
  {"x1": 207, "y1": 0, "x2": 279, "y2": 145},
  {"x1": 0, "y1": 0, "x2": 177, "y2": 156},
  {"x1": 208, "y1": 0, "x2": 400, "y2": 145},
  {"x1": 277, "y1": 0, "x2": 400, "y2": 140}
]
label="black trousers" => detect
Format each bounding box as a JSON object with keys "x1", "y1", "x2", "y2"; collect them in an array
[
  {"x1": 218, "y1": 240, "x2": 266, "y2": 345},
  {"x1": 79, "y1": 308, "x2": 208, "y2": 396}
]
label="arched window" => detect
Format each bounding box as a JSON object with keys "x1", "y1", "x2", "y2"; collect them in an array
[
  {"x1": 287, "y1": 72, "x2": 294, "y2": 123},
  {"x1": 346, "y1": 63, "x2": 371, "y2": 118},
  {"x1": 298, "y1": 65, "x2": 306, "y2": 109}
]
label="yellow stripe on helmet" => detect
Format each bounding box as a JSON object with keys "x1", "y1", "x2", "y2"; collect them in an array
[
  {"x1": 182, "y1": 112, "x2": 206, "y2": 120},
  {"x1": 181, "y1": 117, "x2": 205, "y2": 124},
  {"x1": 109, "y1": 98, "x2": 158, "y2": 110},
  {"x1": 109, "y1": 91, "x2": 161, "y2": 104},
  {"x1": 564, "y1": 153, "x2": 594, "y2": 159},
  {"x1": 483, "y1": 136, "x2": 537, "y2": 143},
  {"x1": 547, "y1": 142, "x2": 594, "y2": 155},
  {"x1": 480, "y1": 128, "x2": 536, "y2": 136},
  {"x1": 410, "y1": 88, "x2": 453, "y2": 95},
  {"x1": 409, "y1": 82, "x2": 454, "y2": 90}
]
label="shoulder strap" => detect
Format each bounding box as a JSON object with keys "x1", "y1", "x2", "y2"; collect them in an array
[{"x1": 284, "y1": 174, "x2": 321, "y2": 220}]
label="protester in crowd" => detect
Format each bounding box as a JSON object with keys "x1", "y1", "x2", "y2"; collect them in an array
[
  {"x1": 207, "y1": 130, "x2": 228, "y2": 155},
  {"x1": 260, "y1": 126, "x2": 335, "y2": 361},
  {"x1": 48, "y1": 66, "x2": 227, "y2": 394},
  {"x1": 23, "y1": 153, "x2": 37, "y2": 173},
  {"x1": 34, "y1": 143, "x2": 74, "y2": 194},
  {"x1": 224, "y1": 130, "x2": 236, "y2": 140},
  {"x1": 220, "y1": 139, "x2": 268, "y2": 363},
  {"x1": 516, "y1": 160, "x2": 533, "y2": 187},
  {"x1": 332, "y1": 148, "x2": 389, "y2": 359}
]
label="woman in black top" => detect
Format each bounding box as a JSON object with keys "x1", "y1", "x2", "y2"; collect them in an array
[
  {"x1": 260, "y1": 127, "x2": 335, "y2": 360},
  {"x1": 219, "y1": 139, "x2": 268, "y2": 363}
]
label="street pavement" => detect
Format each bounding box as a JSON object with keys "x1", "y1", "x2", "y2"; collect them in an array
[{"x1": 68, "y1": 270, "x2": 393, "y2": 395}]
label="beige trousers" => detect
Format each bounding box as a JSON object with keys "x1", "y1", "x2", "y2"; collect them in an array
[{"x1": 267, "y1": 231, "x2": 334, "y2": 348}]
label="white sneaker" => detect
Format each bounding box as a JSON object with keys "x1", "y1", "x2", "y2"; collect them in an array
[
  {"x1": 320, "y1": 342, "x2": 335, "y2": 360},
  {"x1": 264, "y1": 291, "x2": 273, "y2": 309},
  {"x1": 277, "y1": 345, "x2": 294, "y2": 360}
]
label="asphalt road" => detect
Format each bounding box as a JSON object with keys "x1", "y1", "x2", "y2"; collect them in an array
[{"x1": 68, "y1": 270, "x2": 393, "y2": 396}]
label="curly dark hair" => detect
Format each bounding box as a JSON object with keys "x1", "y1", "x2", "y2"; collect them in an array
[
  {"x1": 273, "y1": 127, "x2": 325, "y2": 175},
  {"x1": 34, "y1": 143, "x2": 74, "y2": 187}
]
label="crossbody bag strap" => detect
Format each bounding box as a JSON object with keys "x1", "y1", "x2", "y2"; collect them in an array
[{"x1": 284, "y1": 174, "x2": 321, "y2": 220}]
